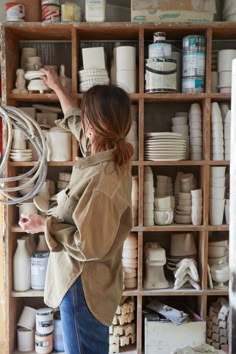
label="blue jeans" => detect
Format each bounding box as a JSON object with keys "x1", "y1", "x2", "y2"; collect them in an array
[{"x1": 59, "y1": 276, "x2": 109, "y2": 354}]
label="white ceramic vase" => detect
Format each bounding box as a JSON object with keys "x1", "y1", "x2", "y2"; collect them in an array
[{"x1": 13, "y1": 239, "x2": 31, "y2": 291}]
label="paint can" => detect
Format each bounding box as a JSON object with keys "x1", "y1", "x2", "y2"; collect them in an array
[
  {"x1": 145, "y1": 58, "x2": 177, "y2": 93},
  {"x1": 182, "y1": 77, "x2": 205, "y2": 93},
  {"x1": 5, "y1": 3, "x2": 25, "y2": 22},
  {"x1": 182, "y1": 35, "x2": 206, "y2": 78},
  {"x1": 31, "y1": 252, "x2": 49, "y2": 290},
  {"x1": 35, "y1": 332, "x2": 53, "y2": 354},
  {"x1": 36, "y1": 308, "x2": 54, "y2": 335},
  {"x1": 41, "y1": 0, "x2": 61, "y2": 22},
  {"x1": 149, "y1": 32, "x2": 172, "y2": 58}
]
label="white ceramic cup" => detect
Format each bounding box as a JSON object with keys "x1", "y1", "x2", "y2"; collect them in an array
[
  {"x1": 210, "y1": 198, "x2": 225, "y2": 225},
  {"x1": 154, "y1": 196, "x2": 172, "y2": 210},
  {"x1": 211, "y1": 166, "x2": 226, "y2": 178},
  {"x1": 17, "y1": 306, "x2": 36, "y2": 330},
  {"x1": 17, "y1": 327, "x2": 34, "y2": 352},
  {"x1": 154, "y1": 209, "x2": 173, "y2": 225},
  {"x1": 12, "y1": 129, "x2": 27, "y2": 150}
]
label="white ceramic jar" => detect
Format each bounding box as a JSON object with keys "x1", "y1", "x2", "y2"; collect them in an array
[{"x1": 85, "y1": 0, "x2": 106, "y2": 22}]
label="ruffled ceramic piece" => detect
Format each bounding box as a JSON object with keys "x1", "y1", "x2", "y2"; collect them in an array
[{"x1": 25, "y1": 70, "x2": 45, "y2": 81}]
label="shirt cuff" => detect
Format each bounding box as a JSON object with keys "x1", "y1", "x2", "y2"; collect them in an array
[{"x1": 55, "y1": 107, "x2": 81, "y2": 130}]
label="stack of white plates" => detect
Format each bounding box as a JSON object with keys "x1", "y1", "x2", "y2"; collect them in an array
[
  {"x1": 10, "y1": 149, "x2": 32, "y2": 162},
  {"x1": 78, "y1": 69, "x2": 110, "y2": 92},
  {"x1": 144, "y1": 132, "x2": 186, "y2": 161}
]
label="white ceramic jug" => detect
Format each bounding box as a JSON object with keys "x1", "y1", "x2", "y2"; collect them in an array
[
  {"x1": 43, "y1": 128, "x2": 72, "y2": 162},
  {"x1": 13, "y1": 239, "x2": 31, "y2": 291}
]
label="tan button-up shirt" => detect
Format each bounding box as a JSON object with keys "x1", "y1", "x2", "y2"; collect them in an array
[{"x1": 44, "y1": 108, "x2": 132, "y2": 326}]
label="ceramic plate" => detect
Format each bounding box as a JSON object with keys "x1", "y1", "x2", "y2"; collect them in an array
[{"x1": 145, "y1": 132, "x2": 183, "y2": 139}]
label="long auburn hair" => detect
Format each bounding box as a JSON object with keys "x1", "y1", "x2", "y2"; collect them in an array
[{"x1": 80, "y1": 85, "x2": 134, "y2": 168}]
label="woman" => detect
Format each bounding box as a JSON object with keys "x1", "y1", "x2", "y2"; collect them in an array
[{"x1": 19, "y1": 68, "x2": 133, "y2": 354}]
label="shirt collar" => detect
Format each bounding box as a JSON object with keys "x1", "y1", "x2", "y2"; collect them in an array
[{"x1": 75, "y1": 149, "x2": 114, "y2": 169}]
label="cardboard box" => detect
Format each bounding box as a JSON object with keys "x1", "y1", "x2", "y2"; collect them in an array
[
  {"x1": 145, "y1": 314, "x2": 206, "y2": 354},
  {"x1": 131, "y1": 0, "x2": 216, "y2": 23}
]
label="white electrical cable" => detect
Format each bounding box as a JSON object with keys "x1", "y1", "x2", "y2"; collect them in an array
[{"x1": 0, "y1": 106, "x2": 48, "y2": 205}]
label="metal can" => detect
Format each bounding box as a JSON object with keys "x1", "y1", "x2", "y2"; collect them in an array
[
  {"x1": 145, "y1": 57, "x2": 177, "y2": 93},
  {"x1": 31, "y1": 252, "x2": 49, "y2": 290},
  {"x1": 36, "y1": 308, "x2": 54, "y2": 335},
  {"x1": 5, "y1": 3, "x2": 25, "y2": 22},
  {"x1": 182, "y1": 77, "x2": 205, "y2": 93},
  {"x1": 41, "y1": 0, "x2": 61, "y2": 22},
  {"x1": 35, "y1": 332, "x2": 53, "y2": 354},
  {"x1": 182, "y1": 35, "x2": 206, "y2": 50}
]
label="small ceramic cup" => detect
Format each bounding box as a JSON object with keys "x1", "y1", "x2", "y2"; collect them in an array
[{"x1": 154, "y1": 209, "x2": 173, "y2": 225}]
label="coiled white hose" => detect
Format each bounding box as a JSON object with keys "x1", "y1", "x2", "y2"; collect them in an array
[{"x1": 0, "y1": 106, "x2": 48, "y2": 205}]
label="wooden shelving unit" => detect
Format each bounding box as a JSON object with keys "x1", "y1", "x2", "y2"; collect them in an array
[{"x1": 1, "y1": 21, "x2": 233, "y2": 354}]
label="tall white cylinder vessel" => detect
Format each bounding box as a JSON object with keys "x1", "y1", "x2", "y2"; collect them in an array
[{"x1": 13, "y1": 239, "x2": 31, "y2": 291}]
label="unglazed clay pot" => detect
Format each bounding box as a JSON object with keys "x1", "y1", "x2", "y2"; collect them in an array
[{"x1": 28, "y1": 79, "x2": 49, "y2": 93}]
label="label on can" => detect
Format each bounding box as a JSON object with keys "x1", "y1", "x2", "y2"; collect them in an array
[
  {"x1": 145, "y1": 58, "x2": 177, "y2": 92},
  {"x1": 148, "y1": 42, "x2": 172, "y2": 58},
  {"x1": 5, "y1": 3, "x2": 25, "y2": 21},
  {"x1": 183, "y1": 35, "x2": 206, "y2": 49},
  {"x1": 182, "y1": 51, "x2": 205, "y2": 77},
  {"x1": 42, "y1": 4, "x2": 61, "y2": 22},
  {"x1": 182, "y1": 77, "x2": 204, "y2": 93}
]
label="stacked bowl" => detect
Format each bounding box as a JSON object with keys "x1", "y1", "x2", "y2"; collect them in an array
[
  {"x1": 224, "y1": 110, "x2": 231, "y2": 161},
  {"x1": 191, "y1": 189, "x2": 203, "y2": 226},
  {"x1": 143, "y1": 167, "x2": 154, "y2": 226},
  {"x1": 174, "y1": 173, "x2": 197, "y2": 224},
  {"x1": 211, "y1": 102, "x2": 224, "y2": 161},
  {"x1": 189, "y1": 103, "x2": 203, "y2": 161},
  {"x1": 171, "y1": 115, "x2": 189, "y2": 158},
  {"x1": 122, "y1": 232, "x2": 138, "y2": 289},
  {"x1": 217, "y1": 49, "x2": 236, "y2": 93},
  {"x1": 210, "y1": 167, "x2": 226, "y2": 225}
]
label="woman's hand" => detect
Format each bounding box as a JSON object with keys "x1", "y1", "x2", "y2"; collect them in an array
[
  {"x1": 19, "y1": 214, "x2": 46, "y2": 234},
  {"x1": 40, "y1": 67, "x2": 63, "y2": 93}
]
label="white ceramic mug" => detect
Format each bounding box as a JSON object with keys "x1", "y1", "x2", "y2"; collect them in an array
[
  {"x1": 44, "y1": 130, "x2": 72, "y2": 162},
  {"x1": 154, "y1": 209, "x2": 173, "y2": 225},
  {"x1": 17, "y1": 306, "x2": 36, "y2": 330}
]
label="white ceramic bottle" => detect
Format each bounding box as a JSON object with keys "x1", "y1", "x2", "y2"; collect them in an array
[
  {"x1": 85, "y1": 0, "x2": 106, "y2": 22},
  {"x1": 13, "y1": 239, "x2": 31, "y2": 291}
]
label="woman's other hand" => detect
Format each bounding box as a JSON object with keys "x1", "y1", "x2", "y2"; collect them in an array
[
  {"x1": 19, "y1": 214, "x2": 46, "y2": 234},
  {"x1": 40, "y1": 67, "x2": 63, "y2": 93}
]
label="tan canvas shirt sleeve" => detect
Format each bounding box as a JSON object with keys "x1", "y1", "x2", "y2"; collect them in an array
[{"x1": 45, "y1": 189, "x2": 124, "y2": 261}]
